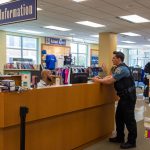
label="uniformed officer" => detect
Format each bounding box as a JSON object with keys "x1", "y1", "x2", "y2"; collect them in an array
[{"x1": 92, "y1": 51, "x2": 137, "y2": 149}]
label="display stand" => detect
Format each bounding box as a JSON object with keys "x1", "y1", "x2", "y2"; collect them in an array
[{"x1": 41, "y1": 44, "x2": 71, "y2": 69}]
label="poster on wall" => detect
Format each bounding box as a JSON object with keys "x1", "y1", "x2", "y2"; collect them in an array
[
  {"x1": 91, "y1": 56, "x2": 99, "y2": 66},
  {"x1": 0, "y1": 0, "x2": 37, "y2": 26}
]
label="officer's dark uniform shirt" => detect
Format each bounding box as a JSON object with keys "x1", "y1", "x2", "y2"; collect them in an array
[{"x1": 112, "y1": 65, "x2": 130, "y2": 81}]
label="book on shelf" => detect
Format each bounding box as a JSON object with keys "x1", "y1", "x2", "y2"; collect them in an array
[{"x1": 4, "y1": 63, "x2": 40, "y2": 70}]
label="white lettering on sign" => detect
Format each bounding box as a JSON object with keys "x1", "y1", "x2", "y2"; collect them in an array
[{"x1": 0, "y1": 4, "x2": 33, "y2": 21}]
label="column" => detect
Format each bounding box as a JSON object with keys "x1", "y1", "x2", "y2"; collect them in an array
[
  {"x1": 0, "y1": 30, "x2": 6, "y2": 74},
  {"x1": 99, "y1": 32, "x2": 117, "y2": 74}
]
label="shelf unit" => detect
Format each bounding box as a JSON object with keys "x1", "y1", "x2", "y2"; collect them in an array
[{"x1": 4, "y1": 69, "x2": 40, "y2": 71}]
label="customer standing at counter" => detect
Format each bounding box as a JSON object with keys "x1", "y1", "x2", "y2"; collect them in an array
[
  {"x1": 92, "y1": 51, "x2": 137, "y2": 149},
  {"x1": 37, "y1": 69, "x2": 56, "y2": 88}
]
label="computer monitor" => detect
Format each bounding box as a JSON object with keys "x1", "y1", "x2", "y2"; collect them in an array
[{"x1": 70, "y1": 73, "x2": 88, "y2": 84}]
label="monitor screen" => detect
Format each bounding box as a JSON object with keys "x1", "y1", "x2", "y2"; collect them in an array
[{"x1": 70, "y1": 73, "x2": 88, "y2": 84}]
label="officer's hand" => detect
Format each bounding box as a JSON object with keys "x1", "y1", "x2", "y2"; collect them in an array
[{"x1": 92, "y1": 77, "x2": 101, "y2": 83}]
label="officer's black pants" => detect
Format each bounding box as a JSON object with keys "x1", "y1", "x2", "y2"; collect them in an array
[{"x1": 115, "y1": 93, "x2": 137, "y2": 144}]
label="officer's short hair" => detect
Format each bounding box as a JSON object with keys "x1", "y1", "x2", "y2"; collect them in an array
[{"x1": 113, "y1": 51, "x2": 124, "y2": 62}]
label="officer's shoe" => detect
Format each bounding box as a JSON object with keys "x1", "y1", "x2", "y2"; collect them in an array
[
  {"x1": 120, "y1": 142, "x2": 136, "y2": 149},
  {"x1": 109, "y1": 137, "x2": 124, "y2": 143}
]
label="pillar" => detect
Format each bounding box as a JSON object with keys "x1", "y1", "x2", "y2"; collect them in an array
[
  {"x1": 99, "y1": 32, "x2": 117, "y2": 74},
  {"x1": 0, "y1": 30, "x2": 6, "y2": 74}
]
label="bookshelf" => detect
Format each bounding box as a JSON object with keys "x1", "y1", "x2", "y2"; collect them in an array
[{"x1": 4, "y1": 69, "x2": 40, "y2": 71}]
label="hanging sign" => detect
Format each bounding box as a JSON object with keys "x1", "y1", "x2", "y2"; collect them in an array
[
  {"x1": 0, "y1": 0, "x2": 37, "y2": 25},
  {"x1": 45, "y1": 37, "x2": 66, "y2": 46}
]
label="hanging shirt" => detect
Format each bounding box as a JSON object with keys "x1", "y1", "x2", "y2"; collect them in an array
[
  {"x1": 46, "y1": 55, "x2": 56, "y2": 70},
  {"x1": 64, "y1": 56, "x2": 72, "y2": 65},
  {"x1": 56, "y1": 55, "x2": 64, "y2": 68}
]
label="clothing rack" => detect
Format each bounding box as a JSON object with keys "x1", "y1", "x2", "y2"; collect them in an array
[
  {"x1": 55, "y1": 67, "x2": 87, "y2": 85},
  {"x1": 131, "y1": 67, "x2": 144, "y2": 89}
]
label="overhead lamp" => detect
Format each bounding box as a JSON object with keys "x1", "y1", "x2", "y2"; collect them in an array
[
  {"x1": 72, "y1": 0, "x2": 87, "y2": 2},
  {"x1": 119, "y1": 15, "x2": 150, "y2": 23},
  {"x1": 91, "y1": 35, "x2": 99, "y2": 38},
  {"x1": 121, "y1": 41, "x2": 136, "y2": 44},
  {"x1": 144, "y1": 45, "x2": 150, "y2": 47},
  {"x1": 117, "y1": 45, "x2": 136, "y2": 48},
  {"x1": 76, "y1": 21, "x2": 105, "y2": 28},
  {"x1": 18, "y1": 29, "x2": 43, "y2": 34},
  {"x1": 37, "y1": 8, "x2": 43, "y2": 11},
  {"x1": 73, "y1": 38, "x2": 84, "y2": 42},
  {"x1": 70, "y1": 33, "x2": 75, "y2": 36},
  {"x1": 44, "y1": 26, "x2": 71, "y2": 31},
  {"x1": 120, "y1": 32, "x2": 141, "y2": 36},
  {"x1": 0, "y1": 0, "x2": 11, "y2": 4}
]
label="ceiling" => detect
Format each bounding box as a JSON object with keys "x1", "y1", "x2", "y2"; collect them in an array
[{"x1": 1, "y1": 0, "x2": 150, "y2": 46}]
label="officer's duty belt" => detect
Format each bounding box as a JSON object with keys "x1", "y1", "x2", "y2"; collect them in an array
[{"x1": 117, "y1": 86, "x2": 135, "y2": 96}]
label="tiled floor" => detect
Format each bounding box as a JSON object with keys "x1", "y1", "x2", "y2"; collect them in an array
[{"x1": 84, "y1": 88, "x2": 150, "y2": 150}]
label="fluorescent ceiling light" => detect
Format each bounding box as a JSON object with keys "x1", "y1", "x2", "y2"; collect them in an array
[
  {"x1": 73, "y1": 38, "x2": 84, "y2": 42},
  {"x1": 91, "y1": 35, "x2": 99, "y2": 38},
  {"x1": 120, "y1": 32, "x2": 141, "y2": 36},
  {"x1": 37, "y1": 8, "x2": 43, "y2": 11},
  {"x1": 0, "y1": 0, "x2": 11, "y2": 4},
  {"x1": 70, "y1": 33, "x2": 75, "y2": 36},
  {"x1": 76, "y1": 21, "x2": 105, "y2": 28},
  {"x1": 121, "y1": 41, "x2": 136, "y2": 44},
  {"x1": 18, "y1": 29, "x2": 43, "y2": 34},
  {"x1": 118, "y1": 45, "x2": 139, "y2": 48},
  {"x1": 44, "y1": 26, "x2": 71, "y2": 31},
  {"x1": 144, "y1": 45, "x2": 150, "y2": 47},
  {"x1": 119, "y1": 15, "x2": 150, "y2": 23},
  {"x1": 72, "y1": 0, "x2": 87, "y2": 2},
  {"x1": 148, "y1": 39, "x2": 150, "y2": 41}
]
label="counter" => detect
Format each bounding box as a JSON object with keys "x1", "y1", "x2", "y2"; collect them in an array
[{"x1": 0, "y1": 83, "x2": 117, "y2": 150}]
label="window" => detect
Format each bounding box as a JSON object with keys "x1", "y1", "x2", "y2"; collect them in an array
[
  {"x1": 6, "y1": 35, "x2": 38, "y2": 64},
  {"x1": 70, "y1": 43, "x2": 88, "y2": 67},
  {"x1": 128, "y1": 48, "x2": 150, "y2": 68}
]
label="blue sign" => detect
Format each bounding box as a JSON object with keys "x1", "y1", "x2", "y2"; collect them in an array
[
  {"x1": 45, "y1": 37, "x2": 66, "y2": 46},
  {"x1": 0, "y1": 0, "x2": 37, "y2": 25}
]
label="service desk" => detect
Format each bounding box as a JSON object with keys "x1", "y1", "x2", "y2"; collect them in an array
[{"x1": 0, "y1": 83, "x2": 117, "y2": 150}]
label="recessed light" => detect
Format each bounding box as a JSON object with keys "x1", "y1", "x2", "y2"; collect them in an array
[
  {"x1": 73, "y1": 38, "x2": 84, "y2": 42},
  {"x1": 70, "y1": 33, "x2": 75, "y2": 36},
  {"x1": 120, "y1": 32, "x2": 141, "y2": 36},
  {"x1": 121, "y1": 41, "x2": 136, "y2": 44},
  {"x1": 76, "y1": 21, "x2": 105, "y2": 28},
  {"x1": 91, "y1": 35, "x2": 99, "y2": 38},
  {"x1": 119, "y1": 15, "x2": 150, "y2": 23},
  {"x1": 0, "y1": 0, "x2": 11, "y2": 4},
  {"x1": 117, "y1": 45, "x2": 135, "y2": 48},
  {"x1": 37, "y1": 8, "x2": 43, "y2": 11},
  {"x1": 44, "y1": 26, "x2": 71, "y2": 31},
  {"x1": 72, "y1": 0, "x2": 87, "y2": 2},
  {"x1": 18, "y1": 29, "x2": 43, "y2": 34}
]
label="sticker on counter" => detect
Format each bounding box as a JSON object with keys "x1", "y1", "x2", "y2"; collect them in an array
[{"x1": 145, "y1": 129, "x2": 150, "y2": 138}]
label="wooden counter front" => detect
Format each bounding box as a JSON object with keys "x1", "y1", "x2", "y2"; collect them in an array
[{"x1": 0, "y1": 83, "x2": 117, "y2": 150}]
